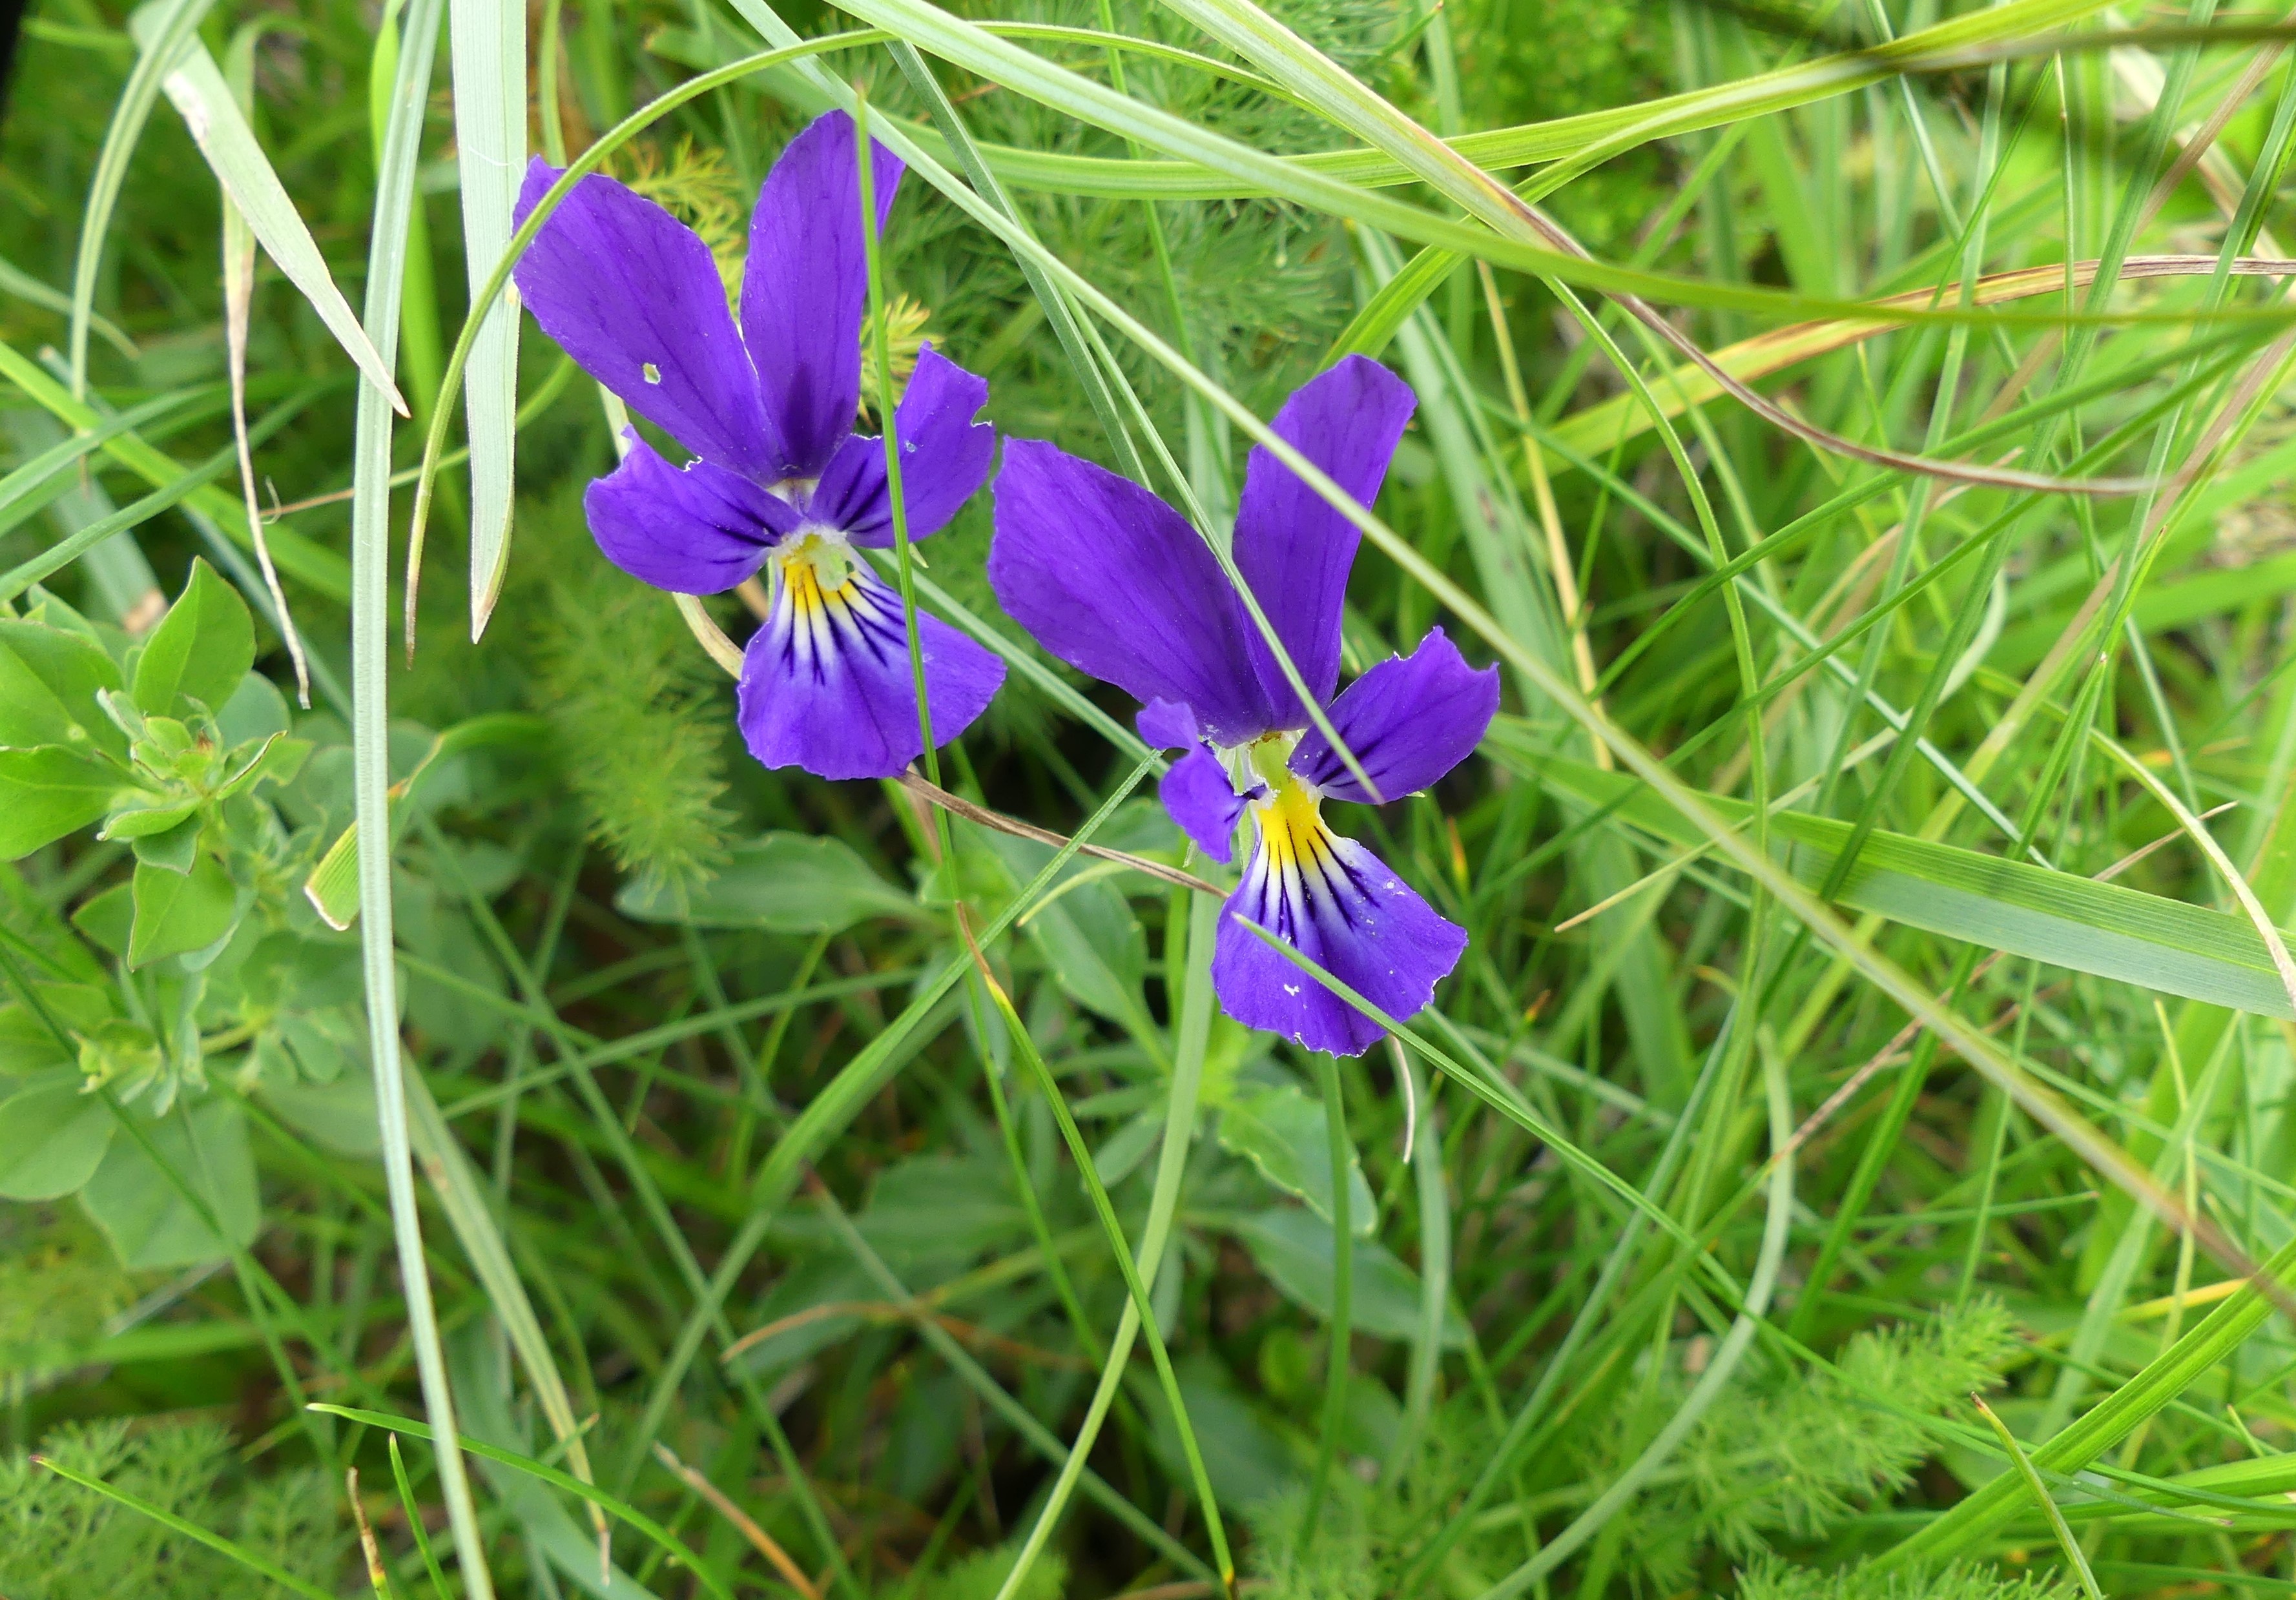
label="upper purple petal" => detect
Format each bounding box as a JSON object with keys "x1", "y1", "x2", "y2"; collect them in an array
[
  {"x1": 1235, "y1": 356, "x2": 1416, "y2": 717},
  {"x1": 737, "y1": 561, "x2": 1002, "y2": 780},
  {"x1": 1291, "y1": 627, "x2": 1498, "y2": 804},
  {"x1": 1160, "y1": 743, "x2": 1249, "y2": 864},
  {"x1": 1212, "y1": 823, "x2": 1465, "y2": 1056},
  {"x1": 811, "y1": 345, "x2": 995, "y2": 547},
  {"x1": 585, "y1": 432, "x2": 800, "y2": 594},
  {"x1": 989, "y1": 440, "x2": 1283, "y2": 748},
  {"x1": 739, "y1": 110, "x2": 905, "y2": 481},
  {"x1": 513, "y1": 159, "x2": 781, "y2": 480}
]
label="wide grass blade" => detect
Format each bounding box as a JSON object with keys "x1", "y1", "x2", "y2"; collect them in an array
[
  {"x1": 444, "y1": 0, "x2": 524, "y2": 643},
  {"x1": 1507, "y1": 741, "x2": 2296, "y2": 1020},
  {"x1": 128, "y1": 7, "x2": 406, "y2": 411},
  {"x1": 349, "y1": 0, "x2": 498, "y2": 1590}
]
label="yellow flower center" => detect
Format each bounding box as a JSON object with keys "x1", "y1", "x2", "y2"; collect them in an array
[
  {"x1": 1251, "y1": 771, "x2": 1333, "y2": 880},
  {"x1": 774, "y1": 531, "x2": 856, "y2": 619}
]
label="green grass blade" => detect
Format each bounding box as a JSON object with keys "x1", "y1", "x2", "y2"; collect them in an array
[
  {"x1": 1508, "y1": 742, "x2": 2296, "y2": 1020},
  {"x1": 128, "y1": 12, "x2": 406, "y2": 411},
  {"x1": 445, "y1": 0, "x2": 524, "y2": 642},
  {"x1": 34, "y1": 1453, "x2": 339, "y2": 1600},
  {"x1": 316, "y1": 1405, "x2": 727, "y2": 1600},
  {"x1": 67, "y1": 0, "x2": 216, "y2": 400},
  {"x1": 0, "y1": 340, "x2": 349, "y2": 599},
  {"x1": 347, "y1": 0, "x2": 497, "y2": 1591}
]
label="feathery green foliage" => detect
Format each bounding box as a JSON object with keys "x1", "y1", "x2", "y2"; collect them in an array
[
  {"x1": 0, "y1": 1420, "x2": 342, "y2": 1599},
  {"x1": 524, "y1": 489, "x2": 736, "y2": 894}
]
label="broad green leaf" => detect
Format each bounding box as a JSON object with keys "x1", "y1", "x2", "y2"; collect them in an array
[
  {"x1": 1091, "y1": 1107, "x2": 1164, "y2": 1188},
  {"x1": 1235, "y1": 1208, "x2": 1467, "y2": 1346},
  {"x1": 615, "y1": 831, "x2": 918, "y2": 932},
  {"x1": 130, "y1": 557, "x2": 254, "y2": 716},
  {"x1": 1143, "y1": 1358, "x2": 1302, "y2": 1513},
  {"x1": 128, "y1": 852, "x2": 237, "y2": 967},
  {"x1": 79, "y1": 1092, "x2": 258, "y2": 1268},
  {"x1": 216, "y1": 669, "x2": 290, "y2": 744},
  {"x1": 104, "y1": 801, "x2": 202, "y2": 842},
  {"x1": 263, "y1": 1068, "x2": 379, "y2": 1156},
  {"x1": 127, "y1": 817, "x2": 203, "y2": 876},
  {"x1": 0, "y1": 617, "x2": 127, "y2": 759},
  {"x1": 977, "y1": 830, "x2": 1153, "y2": 1035},
  {"x1": 0, "y1": 1074, "x2": 116, "y2": 1199},
  {"x1": 0, "y1": 985, "x2": 112, "y2": 1075},
  {"x1": 860, "y1": 1153, "x2": 1031, "y2": 1262},
  {"x1": 70, "y1": 884, "x2": 136, "y2": 961},
  {"x1": 0, "y1": 746, "x2": 119, "y2": 858},
  {"x1": 1500, "y1": 738, "x2": 2296, "y2": 1021},
  {"x1": 1219, "y1": 1082, "x2": 1375, "y2": 1235},
  {"x1": 447, "y1": 0, "x2": 524, "y2": 637}
]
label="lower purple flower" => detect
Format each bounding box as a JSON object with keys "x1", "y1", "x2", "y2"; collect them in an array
[
  {"x1": 513, "y1": 110, "x2": 1004, "y2": 780},
  {"x1": 990, "y1": 357, "x2": 1498, "y2": 1056}
]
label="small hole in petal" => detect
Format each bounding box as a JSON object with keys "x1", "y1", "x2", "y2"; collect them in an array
[{"x1": 641, "y1": 362, "x2": 662, "y2": 385}]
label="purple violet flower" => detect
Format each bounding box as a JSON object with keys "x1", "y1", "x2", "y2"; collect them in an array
[
  {"x1": 989, "y1": 356, "x2": 1499, "y2": 1056},
  {"x1": 511, "y1": 110, "x2": 1004, "y2": 781}
]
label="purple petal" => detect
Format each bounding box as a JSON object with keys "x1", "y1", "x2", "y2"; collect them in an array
[
  {"x1": 1212, "y1": 812, "x2": 1465, "y2": 1056},
  {"x1": 584, "y1": 432, "x2": 801, "y2": 595},
  {"x1": 1291, "y1": 627, "x2": 1498, "y2": 804},
  {"x1": 738, "y1": 560, "x2": 1002, "y2": 780},
  {"x1": 810, "y1": 346, "x2": 995, "y2": 547},
  {"x1": 1136, "y1": 699, "x2": 1201, "y2": 749},
  {"x1": 1161, "y1": 744, "x2": 1248, "y2": 864},
  {"x1": 740, "y1": 111, "x2": 905, "y2": 481},
  {"x1": 990, "y1": 439, "x2": 1282, "y2": 747},
  {"x1": 513, "y1": 159, "x2": 780, "y2": 480},
  {"x1": 1235, "y1": 356, "x2": 1416, "y2": 717}
]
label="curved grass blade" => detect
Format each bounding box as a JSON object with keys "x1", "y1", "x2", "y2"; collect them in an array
[
  {"x1": 127, "y1": 8, "x2": 406, "y2": 409},
  {"x1": 1536, "y1": 254, "x2": 2296, "y2": 470},
  {"x1": 1508, "y1": 744, "x2": 2296, "y2": 1021},
  {"x1": 796, "y1": 11, "x2": 2257, "y2": 203},
  {"x1": 1145, "y1": 0, "x2": 2155, "y2": 496},
  {"x1": 975, "y1": 963, "x2": 1235, "y2": 1591},
  {"x1": 0, "y1": 386, "x2": 320, "y2": 606},
  {"x1": 312, "y1": 1405, "x2": 729, "y2": 1600},
  {"x1": 0, "y1": 338, "x2": 349, "y2": 599},
  {"x1": 67, "y1": 0, "x2": 218, "y2": 400},
  {"x1": 1971, "y1": 1397, "x2": 2108, "y2": 1598},
  {"x1": 1879, "y1": 1232, "x2": 2296, "y2": 1568},
  {"x1": 33, "y1": 1453, "x2": 339, "y2": 1600},
  {"x1": 216, "y1": 22, "x2": 311, "y2": 703},
  {"x1": 0, "y1": 254, "x2": 136, "y2": 358}
]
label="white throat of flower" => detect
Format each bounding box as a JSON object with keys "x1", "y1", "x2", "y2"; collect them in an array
[{"x1": 1230, "y1": 729, "x2": 1305, "y2": 801}]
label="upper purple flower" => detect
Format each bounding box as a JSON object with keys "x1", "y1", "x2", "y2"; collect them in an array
[
  {"x1": 989, "y1": 357, "x2": 1498, "y2": 1056},
  {"x1": 512, "y1": 111, "x2": 1004, "y2": 781}
]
